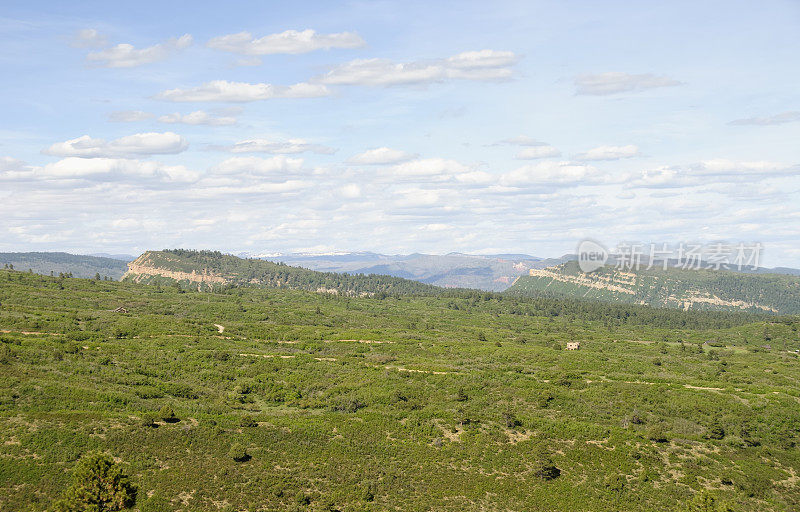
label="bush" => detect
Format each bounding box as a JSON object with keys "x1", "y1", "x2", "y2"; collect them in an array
[
  {"x1": 647, "y1": 424, "x2": 668, "y2": 443},
  {"x1": 228, "y1": 443, "x2": 249, "y2": 462},
  {"x1": 502, "y1": 410, "x2": 521, "y2": 429},
  {"x1": 239, "y1": 415, "x2": 258, "y2": 428},
  {"x1": 530, "y1": 446, "x2": 560, "y2": 480},
  {"x1": 140, "y1": 413, "x2": 158, "y2": 428},
  {"x1": 159, "y1": 405, "x2": 177, "y2": 423},
  {"x1": 707, "y1": 422, "x2": 725, "y2": 440},
  {"x1": 54, "y1": 451, "x2": 136, "y2": 511}
]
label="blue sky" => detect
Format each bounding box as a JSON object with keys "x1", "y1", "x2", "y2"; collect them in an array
[{"x1": 1, "y1": 0, "x2": 799, "y2": 265}]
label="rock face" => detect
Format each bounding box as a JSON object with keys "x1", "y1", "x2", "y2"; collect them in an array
[
  {"x1": 507, "y1": 261, "x2": 799, "y2": 314},
  {"x1": 124, "y1": 253, "x2": 229, "y2": 286}
]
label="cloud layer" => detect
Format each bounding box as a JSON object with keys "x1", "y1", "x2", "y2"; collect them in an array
[{"x1": 315, "y1": 50, "x2": 517, "y2": 86}]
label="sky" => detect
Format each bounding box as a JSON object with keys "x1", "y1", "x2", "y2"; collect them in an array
[{"x1": 1, "y1": 0, "x2": 799, "y2": 266}]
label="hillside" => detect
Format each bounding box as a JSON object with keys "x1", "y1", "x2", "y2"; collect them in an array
[
  {"x1": 507, "y1": 261, "x2": 800, "y2": 314},
  {"x1": 1, "y1": 269, "x2": 800, "y2": 510},
  {"x1": 0, "y1": 251, "x2": 129, "y2": 280},
  {"x1": 124, "y1": 249, "x2": 440, "y2": 296}
]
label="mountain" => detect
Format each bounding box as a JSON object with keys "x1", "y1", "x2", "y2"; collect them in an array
[
  {"x1": 506, "y1": 261, "x2": 800, "y2": 314},
  {"x1": 123, "y1": 249, "x2": 440, "y2": 295},
  {"x1": 88, "y1": 252, "x2": 136, "y2": 261},
  {"x1": 254, "y1": 251, "x2": 571, "y2": 291},
  {"x1": 0, "y1": 251, "x2": 129, "y2": 279}
]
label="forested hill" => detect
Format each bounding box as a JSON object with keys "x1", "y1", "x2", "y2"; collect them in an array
[
  {"x1": 123, "y1": 249, "x2": 441, "y2": 296},
  {"x1": 506, "y1": 261, "x2": 800, "y2": 315},
  {"x1": 0, "y1": 252, "x2": 128, "y2": 280}
]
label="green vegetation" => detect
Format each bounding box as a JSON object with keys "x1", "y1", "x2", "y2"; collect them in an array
[
  {"x1": 1, "y1": 268, "x2": 800, "y2": 510},
  {"x1": 54, "y1": 451, "x2": 137, "y2": 511},
  {"x1": 507, "y1": 261, "x2": 800, "y2": 314},
  {"x1": 0, "y1": 252, "x2": 128, "y2": 280}
]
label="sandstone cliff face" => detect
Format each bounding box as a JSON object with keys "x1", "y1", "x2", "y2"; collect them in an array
[{"x1": 124, "y1": 253, "x2": 229, "y2": 285}]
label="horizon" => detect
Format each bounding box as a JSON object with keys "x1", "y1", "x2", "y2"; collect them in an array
[{"x1": 2, "y1": 1, "x2": 799, "y2": 267}]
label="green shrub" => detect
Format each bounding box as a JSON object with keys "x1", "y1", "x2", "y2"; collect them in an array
[
  {"x1": 159, "y1": 405, "x2": 177, "y2": 422},
  {"x1": 54, "y1": 451, "x2": 136, "y2": 511},
  {"x1": 228, "y1": 443, "x2": 249, "y2": 462}
]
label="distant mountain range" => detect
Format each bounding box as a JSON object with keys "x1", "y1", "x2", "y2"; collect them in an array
[
  {"x1": 247, "y1": 251, "x2": 572, "y2": 291},
  {"x1": 507, "y1": 261, "x2": 800, "y2": 315},
  {"x1": 0, "y1": 252, "x2": 129, "y2": 280}
]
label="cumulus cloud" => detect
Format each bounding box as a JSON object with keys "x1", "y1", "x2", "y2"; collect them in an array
[
  {"x1": 223, "y1": 138, "x2": 334, "y2": 155},
  {"x1": 211, "y1": 155, "x2": 305, "y2": 176},
  {"x1": 347, "y1": 147, "x2": 416, "y2": 165},
  {"x1": 108, "y1": 110, "x2": 155, "y2": 122},
  {"x1": 86, "y1": 34, "x2": 193, "y2": 68},
  {"x1": 70, "y1": 29, "x2": 107, "y2": 48},
  {"x1": 207, "y1": 29, "x2": 365, "y2": 55},
  {"x1": 516, "y1": 146, "x2": 561, "y2": 159},
  {"x1": 574, "y1": 72, "x2": 681, "y2": 95},
  {"x1": 315, "y1": 49, "x2": 518, "y2": 86},
  {"x1": 576, "y1": 144, "x2": 639, "y2": 161},
  {"x1": 155, "y1": 80, "x2": 329, "y2": 102},
  {"x1": 728, "y1": 111, "x2": 800, "y2": 126},
  {"x1": 500, "y1": 161, "x2": 601, "y2": 186},
  {"x1": 43, "y1": 132, "x2": 188, "y2": 158},
  {"x1": 40, "y1": 157, "x2": 198, "y2": 182},
  {"x1": 159, "y1": 110, "x2": 237, "y2": 126}
]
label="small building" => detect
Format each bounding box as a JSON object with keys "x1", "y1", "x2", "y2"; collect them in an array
[{"x1": 566, "y1": 342, "x2": 581, "y2": 350}]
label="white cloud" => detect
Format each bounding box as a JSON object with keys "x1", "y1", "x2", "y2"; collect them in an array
[
  {"x1": 728, "y1": 111, "x2": 800, "y2": 126},
  {"x1": 108, "y1": 110, "x2": 155, "y2": 122},
  {"x1": 40, "y1": 157, "x2": 198, "y2": 182},
  {"x1": 224, "y1": 138, "x2": 334, "y2": 155},
  {"x1": 155, "y1": 80, "x2": 329, "y2": 102},
  {"x1": 629, "y1": 159, "x2": 797, "y2": 189},
  {"x1": 315, "y1": 49, "x2": 517, "y2": 86},
  {"x1": 419, "y1": 223, "x2": 452, "y2": 231},
  {"x1": 211, "y1": 155, "x2": 304, "y2": 176},
  {"x1": 516, "y1": 146, "x2": 561, "y2": 159},
  {"x1": 43, "y1": 132, "x2": 188, "y2": 158},
  {"x1": 207, "y1": 29, "x2": 365, "y2": 55},
  {"x1": 347, "y1": 147, "x2": 416, "y2": 165},
  {"x1": 338, "y1": 183, "x2": 361, "y2": 199},
  {"x1": 391, "y1": 158, "x2": 471, "y2": 178},
  {"x1": 86, "y1": 34, "x2": 193, "y2": 68},
  {"x1": 392, "y1": 187, "x2": 442, "y2": 208},
  {"x1": 159, "y1": 110, "x2": 237, "y2": 126},
  {"x1": 574, "y1": 72, "x2": 681, "y2": 95},
  {"x1": 0, "y1": 156, "x2": 34, "y2": 181},
  {"x1": 576, "y1": 144, "x2": 639, "y2": 161},
  {"x1": 500, "y1": 161, "x2": 601, "y2": 186},
  {"x1": 71, "y1": 29, "x2": 108, "y2": 49}
]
